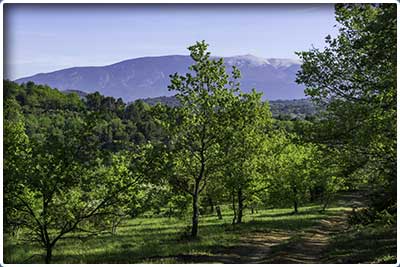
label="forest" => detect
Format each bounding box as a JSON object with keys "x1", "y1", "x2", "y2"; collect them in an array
[
  {"x1": 3, "y1": 4, "x2": 396, "y2": 264},
  {"x1": 142, "y1": 96, "x2": 318, "y2": 120}
]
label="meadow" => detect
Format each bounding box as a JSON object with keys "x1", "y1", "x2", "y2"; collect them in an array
[{"x1": 4, "y1": 192, "x2": 396, "y2": 264}]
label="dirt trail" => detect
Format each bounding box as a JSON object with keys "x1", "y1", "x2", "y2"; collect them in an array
[
  {"x1": 166, "y1": 212, "x2": 350, "y2": 264},
  {"x1": 176, "y1": 191, "x2": 367, "y2": 264},
  {"x1": 259, "y1": 214, "x2": 348, "y2": 264},
  {"x1": 187, "y1": 212, "x2": 349, "y2": 264}
]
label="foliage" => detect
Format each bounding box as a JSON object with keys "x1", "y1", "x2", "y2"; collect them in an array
[
  {"x1": 296, "y1": 4, "x2": 396, "y2": 219},
  {"x1": 220, "y1": 90, "x2": 273, "y2": 223},
  {"x1": 3, "y1": 80, "x2": 164, "y2": 262},
  {"x1": 162, "y1": 40, "x2": 242, "y2": 237},
  {"x1": 143, "y1": 95, "x2": 319, "y2": 119},
  {"x1": 268, "y1": 140, "x2": 316, "y2": 212}
]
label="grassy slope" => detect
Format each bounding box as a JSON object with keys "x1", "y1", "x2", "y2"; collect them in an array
[{"x1": 3, "y1": 193, "x2": 397, "y2": 264}]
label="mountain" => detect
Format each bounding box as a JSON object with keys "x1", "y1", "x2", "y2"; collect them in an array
[{"x1": 15, "y1": 54, "x2": 305, "y2": 101}]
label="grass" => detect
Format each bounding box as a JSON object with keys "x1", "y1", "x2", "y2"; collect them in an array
[
  {"x1": 3, "y1": 197, "x2": 397, "y2": 264},
  {"x1": 323, "y1": 223, "x2": 397, "y2": 264}
]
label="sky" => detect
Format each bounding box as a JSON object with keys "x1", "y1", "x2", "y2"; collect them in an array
[{"x1": 4, "y1": 4, "x2": 338, "y2": 80}]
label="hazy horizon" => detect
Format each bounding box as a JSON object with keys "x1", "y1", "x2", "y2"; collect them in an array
[{"x1": 4, "y1": 4, "x2": 337, "y2": 80}]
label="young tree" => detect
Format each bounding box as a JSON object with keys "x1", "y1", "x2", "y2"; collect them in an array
[
  {"x1": 269, "y1": 140, "x2": 316, "y2": 213},
  {"x1": 309, "y1": 147, "x2": 347, "y2": 211},
  {"x1": 221, "y1": 91, "x2": 273, "y2": 224},
  {"x1": 163, "y1": 41, "x2": 240, "y2": 237}
]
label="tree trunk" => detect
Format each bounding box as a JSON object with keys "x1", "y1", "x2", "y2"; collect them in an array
[
  {"x1": 251, "y1": 207, "x2": 254, "y2": 214},
  {"x1": 237, "y1": 188, "x2": 244, "y2": 224},
  {"x1": 112, "y1": 217, "x2": 122, "y2": 235},
  {"x1": 112, "y1": 223, "x2": 117, "y2": 235},
  {"x1": 310, "y1": 186, "x2": 315, "y2": 202},
  {"x1": 216, "y1": 206, "x2": 223, "y2": 219},
  {"x1": 191, "y1": 145, "x2": 205, "y2": 238},
  {"x1": 191, "y1": 186, "x2": 199, "y2": 238},
  {"x1": 321, "y1": 193, "x2": 331, "y2": 212},
  {"x1": 45, "y1": 245, "x2": 53, "y2": 264},
  {"x1": 208, "y1": 195, "x2": 214, "y2": 214},
  {"x1": 231, "y1": 190, "x2": 236, "y2": 225},
  {"x1": 293, "y1": 185, "x2": 298, "y2": 213}
]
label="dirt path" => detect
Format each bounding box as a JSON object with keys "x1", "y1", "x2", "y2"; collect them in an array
[
  {"x1": 259, "y1": 213, "x2": 348, "y2": 264},
  {"x1": 163, "y1": 212, "x2": 350, "y2": 264},
  {"x1": 175, "y1": 191, "x2": 366, "y2": 264},
  {"x1": 188, "y1": 212, "x2": 348, "y2": 264}
]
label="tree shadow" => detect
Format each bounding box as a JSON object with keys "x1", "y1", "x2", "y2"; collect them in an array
[
  {"x1": 322, "y1": 224, "x2": 396, "y2": 263},
  {"x1": 5, "y1": 206, "x2": 356, "y2": 264}
]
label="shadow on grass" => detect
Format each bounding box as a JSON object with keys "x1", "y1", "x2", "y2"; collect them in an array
[
  {"x1": 54, "y1": 250, "x2": 239, "y2": 264},
  {"x1": 227, "y1": 215, "x2": 331, "y2": 233},
  {"x1": 4, "y1": 206, "x2": 350, "y2": 264},
  {"x1": 46, "y1": 215, "x2": 325, "y2": 263},
  {"x1": 252, "y1": 207, "x2": 344, "y2": 218},
  {"x1": 323, "y1": 224, "x2": 396, "y2": 263}
]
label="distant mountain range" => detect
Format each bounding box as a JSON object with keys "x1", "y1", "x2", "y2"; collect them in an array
[{"x1": 15, "y1": 54, "x2": 305, "y2": 101}]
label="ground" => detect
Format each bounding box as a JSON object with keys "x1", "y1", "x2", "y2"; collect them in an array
[{"x1": 4, "y1": 191, "x2": 396, "y2": 264}]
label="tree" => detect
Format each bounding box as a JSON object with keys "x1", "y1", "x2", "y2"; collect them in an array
[
  {"x1": 3, "y1": 80, "x2": 169, "y2": 262},
  {"x1": 4, "y1": 106, "x2": 152, "y2": 263},
  {"x1": 4, "y1": 99, "x2": 31, "y2": 234},
  {"x1": 306, "y1": 147, "x2": 346, "y2": 211},
  {"x1": 163, "y1": 41, "x2": 240, "y2": 238},
  {"x1": 266, "y1": 137, "x2": 316, "y2": 213},
  {"x1": 296, "y1": 4, "x2": 396, "y2": 213},
  {"x1": 221, "y1": 91, "x2": 273, "y2": 224}
]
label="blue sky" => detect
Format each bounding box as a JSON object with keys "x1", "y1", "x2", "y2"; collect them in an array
[{"x1": 4, "y1": 4, "x2": 338, "y2": 80}]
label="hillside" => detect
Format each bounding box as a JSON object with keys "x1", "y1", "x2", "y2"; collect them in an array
[{"x1": 15, "y1": 55, "x2": 304, "y2": 101}]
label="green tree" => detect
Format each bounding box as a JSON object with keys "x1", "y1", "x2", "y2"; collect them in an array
[
  {"x1": 4, "y1": 106, "x2": 152, "y2": 263},
  {"x1": 221, "y1": 91, "x2": 273, "y2": 224},
  {"x1": 164, "y1": 41, "x2": 240, "y2": 237},
  {"x1": 4, "y1": 99, "x2": 31, "y2": 233},
  {"x1": 268, "y1": 140, "x2": 316, "y2": 213},
  {"x1": 296, "y1": 4, "x2": 396, "y2": 213}
]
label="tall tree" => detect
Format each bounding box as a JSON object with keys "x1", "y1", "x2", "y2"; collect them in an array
[
  {"x1": 164, "y1": 41, "x2": 240, "y2": 237},
  {"x1": 222, "y1": 91, "x2": 273, "y2": 224},
  {"x1": 296, "y1": 4, "x2": 396, "y2": 211}
]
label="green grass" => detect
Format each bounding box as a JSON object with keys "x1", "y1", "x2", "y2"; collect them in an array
[
  {"x1": 323, "y1": 223, "x2": 397, "y2": 264},
  {"x1": 3, "y1": 200, "x2": 396, "y2": 264}
]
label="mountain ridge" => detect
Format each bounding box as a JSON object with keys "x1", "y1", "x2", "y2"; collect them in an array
[{"x1": 15, "y1": 54, "x2": 305, "y2": 101}]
